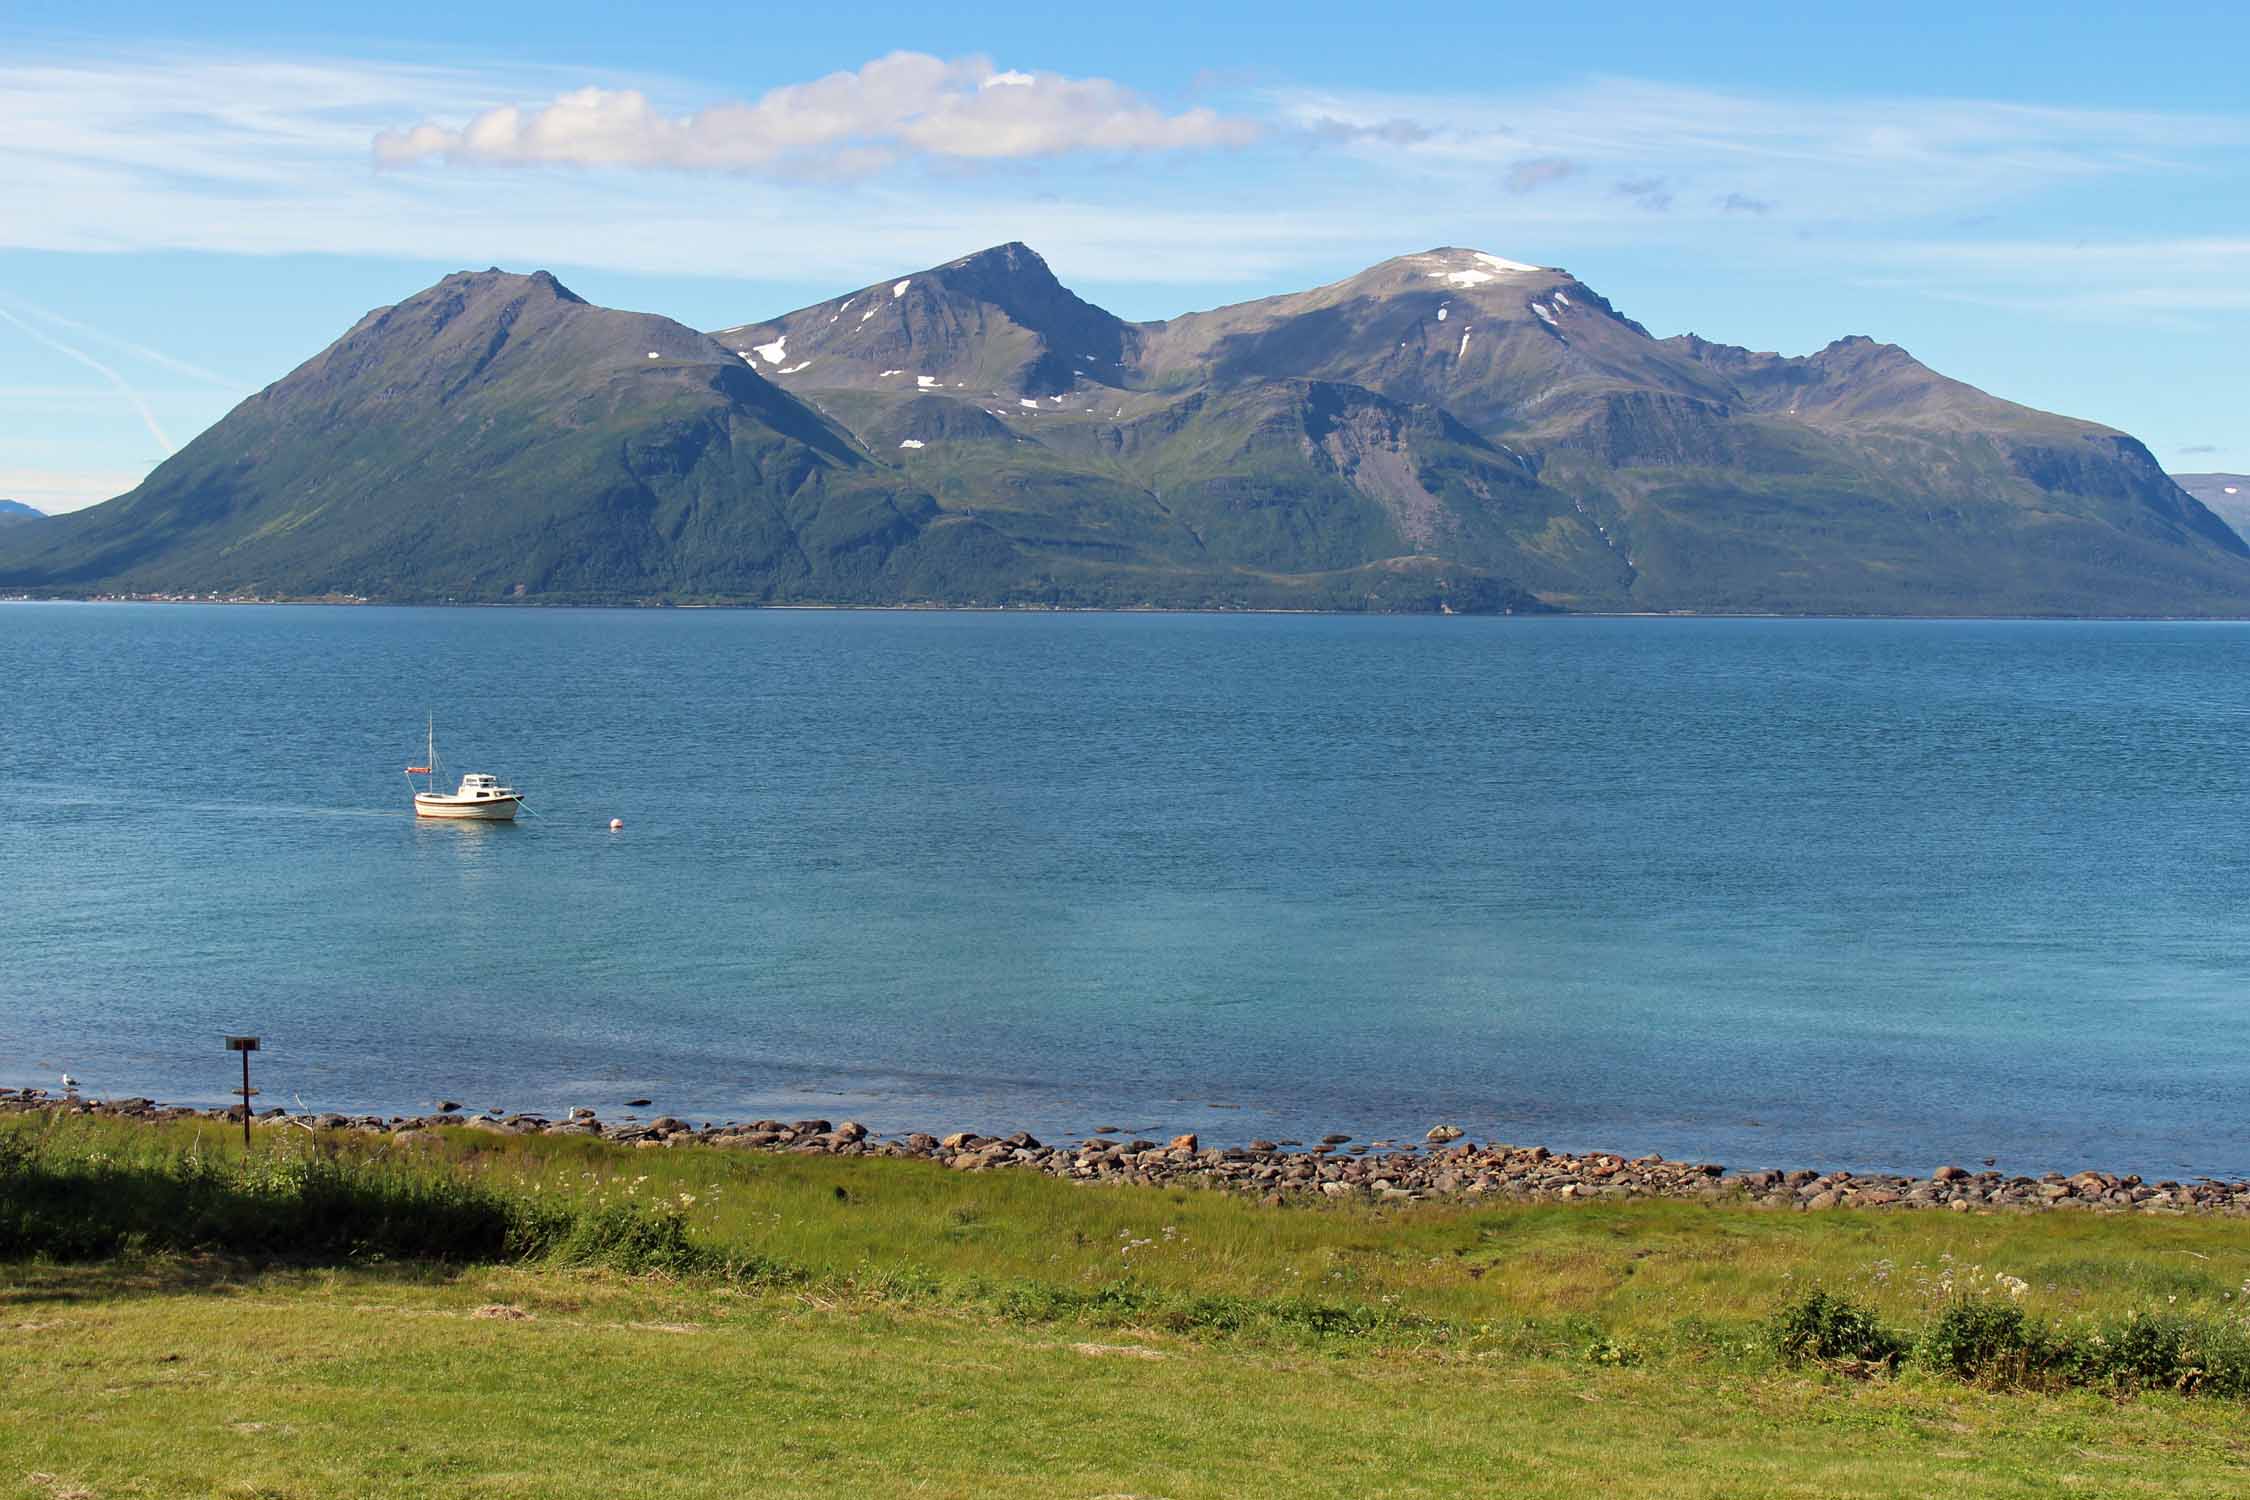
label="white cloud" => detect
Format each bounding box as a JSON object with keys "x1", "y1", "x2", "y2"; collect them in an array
[
  {"x1": 0, "y1": 56, "x2": 1312, "y2": 285},
  {"x1": 372, "y1": 53, "x2": 1260, "y2": 173},
  {"x1": 3, "y1": 46, "x2": 2248, "y2": 322}
]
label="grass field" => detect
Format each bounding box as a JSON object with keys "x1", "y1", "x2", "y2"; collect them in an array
[{"x1": 6, "y1": 1113, "x2": 2250, "y2": 1497}]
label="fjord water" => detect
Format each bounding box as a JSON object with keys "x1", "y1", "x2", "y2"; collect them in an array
[{"x1": 5, "y1": 605, "x2": 2247, "y2": 1178}]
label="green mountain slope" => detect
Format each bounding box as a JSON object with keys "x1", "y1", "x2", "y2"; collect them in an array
[
  {"x1": 0, "y1": 271, "x2": 1031, "y2": 603},
  {"x1": 0, "y1": 266, "x2": 1540, "y2": 611}
]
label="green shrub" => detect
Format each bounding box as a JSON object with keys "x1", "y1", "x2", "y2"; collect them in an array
[
  {"x1": 1915, "y1": 1299, "x2": 2055, "y2": 1384},
  {"x1": 2068, "y1": 1311, "x2": 2250, "y2": 1398},
  {"x1": 1769, "y1": 1289, "x2": 1907, "y2": 1367}
]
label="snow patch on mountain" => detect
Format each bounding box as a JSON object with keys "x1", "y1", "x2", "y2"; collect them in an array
[{"x1": 752, "y1": 334, "x2": 787, "y2": 365}]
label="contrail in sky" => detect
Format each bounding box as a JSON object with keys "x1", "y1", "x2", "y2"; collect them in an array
[
  {"x1": 0, "y1": 301, "x2": 176, "y2": 455},
  {"x1": 6, "y1": 299, "x2": 240, "y2": 391}
]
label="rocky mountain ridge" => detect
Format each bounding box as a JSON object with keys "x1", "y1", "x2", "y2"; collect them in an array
[{"x1": 4, "y1": 245, "x2": 2243, "y2": 615}]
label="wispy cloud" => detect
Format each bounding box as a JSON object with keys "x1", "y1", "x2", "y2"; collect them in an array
[
  {"x1": 1267, "y1": 76, "x2": 2250, "y2": 222},
  {"x1": 5, "y1": 47, "x2": 2250, "y2": 319},
  {"x1": 1614, "y1": 176, "x2": 1672, "y2": 212},
  {"x1": 0, "y1": 303, "x2": 174, "y2": 454},
  {"x1": 0, "y1": 49, "x2": 1311, "y2": 285},
  {"x1": 0, "y1": 299, "x2": 241, "y2": 390},
  {"x1": 374, "y1": 53, "x2": 1259, "y2": 175},
  {"x1": 1504, "y1": 156, "x2": 1577, "y2": 193},
  {"x1": 1850, "y1": 237, "x2": 2250, "y2": 317},
  {"x1": 1302, "y1": 116, "x2": 1433, "y2": 148}
]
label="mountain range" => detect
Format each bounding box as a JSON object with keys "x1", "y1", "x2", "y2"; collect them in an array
[
  {"x1": 0, "y1": 500, "x2": 45, "y2": 527},
  {"x1": 3, "y1": 244, "x2": 2243, "y2": 615}
]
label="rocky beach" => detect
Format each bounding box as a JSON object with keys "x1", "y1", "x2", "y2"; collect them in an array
[{"x1": 9, "y1": 1085, "x2": 2246, "y2": 1215}]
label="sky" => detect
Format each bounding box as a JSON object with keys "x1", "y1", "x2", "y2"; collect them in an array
[{"x1": 3, "y1": 0, "x2": 2245, "y2": 513}]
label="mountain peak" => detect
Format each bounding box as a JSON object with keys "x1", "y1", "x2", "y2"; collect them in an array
[
  {"x1": 1385, "y1": 248, "x2": 1551, "y2": 287},
  {"x1": 711, "y1": 240, "x2": 1126, "y2": 397},
  {"x1": 428, "y1": 267, "x2": 587, "y2": 305},
  {"x1": 922, "y1": 240, "x2": 1071, "y2": 305},
  {"x1": 938, "y1": 241, "x2": 1050, "y2": 276},
  {"x1": 1817, "y1": 334, "x2": 1904, "y2": 360}
]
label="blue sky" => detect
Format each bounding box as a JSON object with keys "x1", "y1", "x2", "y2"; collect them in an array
[{"x1": 4, "y1": 0, "x2": 2245, "y2": 512}]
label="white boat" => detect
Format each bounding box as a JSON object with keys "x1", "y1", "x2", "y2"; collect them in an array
[{"x1": 405, "y1": 719, "x2": 524, "y2": 821}]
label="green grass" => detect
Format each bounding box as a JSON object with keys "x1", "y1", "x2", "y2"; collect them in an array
[
  {"x1": 7, "y1": 1113, "x2": 2250, "y2": 1496},
  {"x1": 8, "y1": 1262, "x2": 2250, "y2": 1499}
]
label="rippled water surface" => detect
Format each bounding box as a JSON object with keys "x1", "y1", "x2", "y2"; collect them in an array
[{"x1": 6, "y1": 604, "x2": 2248, "y2": 1176}]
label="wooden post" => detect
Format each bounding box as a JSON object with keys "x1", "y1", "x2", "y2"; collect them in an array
[{"x1": 224, "y1": 1036, "x2": 261, "y2": 1150}]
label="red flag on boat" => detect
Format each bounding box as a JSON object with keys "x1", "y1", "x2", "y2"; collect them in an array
[{"x1": 406, "y1": 765, "x2": 431, "y2": 773}]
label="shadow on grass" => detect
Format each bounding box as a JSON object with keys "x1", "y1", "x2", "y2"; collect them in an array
[
  {"x1": 0, "y1": 1128, "x2": 741, "y2": 1283},
  {"x1": 0, "y1": 1254, "x2": 474, "y2": 1306},
  {"x1": 0, "y1": 1153, "x2": 532, "y2": 1264}
]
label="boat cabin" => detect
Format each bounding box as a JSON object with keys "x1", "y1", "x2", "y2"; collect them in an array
[{"x1": 456, "y1": 774, "x2": 511, "y2": 797}]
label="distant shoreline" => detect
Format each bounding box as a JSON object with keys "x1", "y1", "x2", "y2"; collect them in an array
[
  {"x1": 10, "y1": 1086, "x2": 2246, "y2": 1216},
  {"x1": 12, "y1": 595, "x2": 2250, "y2": 623}
]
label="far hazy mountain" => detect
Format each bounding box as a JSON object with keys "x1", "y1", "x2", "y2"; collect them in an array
[
  {"x1": 0, "y1": 499, "x2": 45, "y2": 526},
  {"x1": 2172, "y1": 474, "x2": 2250, "y2": 543}
]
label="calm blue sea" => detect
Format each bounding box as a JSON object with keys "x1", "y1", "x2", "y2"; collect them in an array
[{"x1": 4, "y1": 604, "x2": 2248, "y2": 1177}]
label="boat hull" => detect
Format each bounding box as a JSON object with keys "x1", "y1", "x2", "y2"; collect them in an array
[{"x1": 414, "y1": 794, "x2": 522, "y2": 821}]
